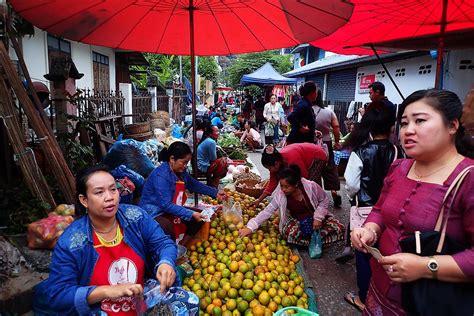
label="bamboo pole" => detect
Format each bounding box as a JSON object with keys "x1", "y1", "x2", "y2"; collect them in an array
[
  {"x1": 0, "y1": 41, "x2": 76, "y2": 203},
  {"x1": 8, "y1": 34, "x2": 77, "y2": 192},
  {"x1": 0, "y1": 77, "x2": 56, "y2": 207}
]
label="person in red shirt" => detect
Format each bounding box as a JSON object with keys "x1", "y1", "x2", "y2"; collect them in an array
[{"x1": 253, "y1": 143, "x2": 327, "y2": 206}]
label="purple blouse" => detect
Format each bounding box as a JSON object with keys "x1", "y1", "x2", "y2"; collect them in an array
[{"x1": 366, "y1": 157, "x2": 474, "y2": 303}]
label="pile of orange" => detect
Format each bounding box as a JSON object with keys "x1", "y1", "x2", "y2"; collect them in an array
[{"x1": 187, "y1": 190, "x2": 309, "y2": 316}]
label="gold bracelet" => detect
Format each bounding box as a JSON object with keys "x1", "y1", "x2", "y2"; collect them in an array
[{"x1": 363, "y1": 226, "x2": 378, "y2": 245}]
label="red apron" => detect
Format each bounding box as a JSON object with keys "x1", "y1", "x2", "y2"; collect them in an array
[
  {"x1": 89, "y1": 227, "x2": 144, "y2": 315},
  {"x1": 171, "y1": 180, "x2": 188, "y2": 244}
]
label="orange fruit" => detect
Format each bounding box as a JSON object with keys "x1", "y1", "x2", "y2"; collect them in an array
[
  {"x1": 242, "y1": 289, "x2": 255, "y2": 302},
  {"x1": 252, "y1": 304, "x2": 265, "y2": 316},
  {"x1": 226, "y1": 299, "x2": 237, "y2": 311}
]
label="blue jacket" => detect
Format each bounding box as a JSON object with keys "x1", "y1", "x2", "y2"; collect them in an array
[
  {"x1": 139, "y1": 162, "x2": 218, "y2": 220},
  {"x1": 46, "y1": 204, "x2": 177, "y2": 315}
]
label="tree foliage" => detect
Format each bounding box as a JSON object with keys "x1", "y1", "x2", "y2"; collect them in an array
[
  {"x1": 130, "y1": 54, "x2": 220, "y2": 89},
  {"x1": 226, "y1": 51, "x2": 292, "y2": 88}
]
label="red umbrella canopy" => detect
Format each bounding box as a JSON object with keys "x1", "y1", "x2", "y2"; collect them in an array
[
  {"x1": 310, "y1": 0, "x2": 474, "y2": 55},
  {"x1": 10, "y1": 0, "x2": 353, "y2": 56}
]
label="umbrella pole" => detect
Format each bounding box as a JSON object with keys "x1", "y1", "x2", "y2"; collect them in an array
[
  {"x1": 435, "y1": 0, "x2": 448, "y2": 89},
  {"x1": 189, "y1": 0, "x2": 199, "y2": 205},
  {"x1": 370, "y1": 44, "x2": 405, "y2": 101}
]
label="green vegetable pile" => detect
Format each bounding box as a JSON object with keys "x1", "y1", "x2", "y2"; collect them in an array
[
  {"x1": 217, "y1": 133, "x2": 241, "y2": 147},
  {"x1": 217, "y1": 133, "x2": 248, "y2": 160}
]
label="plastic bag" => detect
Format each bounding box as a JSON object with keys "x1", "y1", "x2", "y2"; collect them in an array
[
  {"x1": 53, "y1": 204, "x2": 75, "y2": 216},
  {"x1": 223, "y1": 201, "x2": 243, "y2": 230},
  {"x1": 309, "y1": 229, "x2": 322, "y2": 259},
  {"x1": 136, "y1": 280, "x2": 199, "y2": 316},
  {"x1": 27, "y1": 213, "x2": 74, "y2": 249},
  {"x1": 111, "y1": 164, "x2": 145, "y2": 191},
  {"x1": 103, "y1": 139, "x2": 155, "y2": 177},
  {"x1": 171, "y1": 124, "x2": 183, "y2": 139},
  {"x1": 264, "y1": 122, "x2": 275, "y2": 137}
]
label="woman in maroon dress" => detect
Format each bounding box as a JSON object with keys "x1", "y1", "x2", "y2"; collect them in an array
[{"x1": 351, "y1": 89, "x2": 474, "y2": 315}]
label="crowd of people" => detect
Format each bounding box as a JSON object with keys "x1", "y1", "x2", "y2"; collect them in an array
[{"x1": 38, "y1": 79, "x2": 473, "y2": 315}]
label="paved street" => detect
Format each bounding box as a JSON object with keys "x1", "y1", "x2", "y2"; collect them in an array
[{"x1": 248, "y1": 152, "x2": 360, "y2": 316}]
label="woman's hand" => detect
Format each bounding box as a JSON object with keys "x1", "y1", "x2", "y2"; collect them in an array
[
  {"x1": 239, "y1": 227, "x2": 252, "y2": 237},
  {"x1": 216, "y1": 190, "x2": 228, "y2": 201},
  {"x1": 350, "y1": 227, "x2": 376, "y2": 252},
  {"x1": 379, "y1": 253, "x2": 427, "y2": 283},
  {"x1": 156, "y1": 263, "x2": 176, "y2": 294},
  {"x1": 251, "y1": 197, "x2": 263, "y2": 208},
  {"x1": 106, "y1": 284, "x2": 143, "y2": 299},
  {"x1": 192, "y1": 212, "x2": 205, "y2": 222},
  {"x1": 313, "y1": 219, "x2": 322, "y2": 230}
]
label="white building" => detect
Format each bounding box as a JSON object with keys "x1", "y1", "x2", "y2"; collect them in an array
[{"x1": 286, "y1": 48, "x2": 474, "y2": 105}]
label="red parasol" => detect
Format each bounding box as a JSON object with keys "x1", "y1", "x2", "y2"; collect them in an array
[
  {"x1": 10, "y1": 0, "x2": 353, "y2": 56},
  {"x1": 310, "y1": 0, "x2": 474, "y2": 88},
  {"x1": 311, "y1": 0, "x2": 474, "y2": 54},
  {"x1": 10, "y1": 0, "x2": 353, "y2": 186}
]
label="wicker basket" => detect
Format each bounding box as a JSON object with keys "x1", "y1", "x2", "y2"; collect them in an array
[
  {"x1": 148, "y1": 111, "x2": 170, "y2": 127},
  {"x1": 150, "y1": 118, "x2": 167, "y2": 130},
  {"x1": 123, "y1": 122, "x2": 150, "y2": 135},
  {"x1": 124, "y1": 131, "x2": 153, "y2": 142},
  {"x1": 235, "y1": 178, "x2": 264, "y2": 198}
]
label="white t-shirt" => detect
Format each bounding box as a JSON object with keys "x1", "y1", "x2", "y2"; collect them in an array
[{"x1": 241, "y1": 128, "x2": 261, "y2": 144}]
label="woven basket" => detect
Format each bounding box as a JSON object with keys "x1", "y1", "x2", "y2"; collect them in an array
[
  {"x1": 124, "y1": 131, "x2": 153, "y2": 142},
  {"x1": 150, "y1": 118, "x2": 167, "y2": 130},
  {"x1": 123, "y1": 122, "x2": 150, "y2": 134},
  {"x1": 235, "y1": 178, "x2": 264, "y2": 198},
  {"x1": 148, "y1": 111, "x2": 170, "y2": 126}
]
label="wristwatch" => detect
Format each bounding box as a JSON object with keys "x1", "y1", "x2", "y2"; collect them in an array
[{"x1": 427, "y1": 256, "x2": 439, "y2": 278}]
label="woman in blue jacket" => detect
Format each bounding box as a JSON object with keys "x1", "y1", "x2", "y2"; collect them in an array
[
  {"x1": 45, "y1": 165, "x2": 177, "y2": 315},
  {"x1": 140, "y1": 141, "x2": 227, "y2": 244}
]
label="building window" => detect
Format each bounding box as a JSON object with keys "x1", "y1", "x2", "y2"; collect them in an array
[
  {"x1": 93, "y1": 52, "x2": 110, "y2": 91},
  {"x1": 47, "y1": 34, "x2": 71, "y2": 71},
  {"x1": 395, "y1": 68, "x2": 406, "y2": 77},
  {"x1": 47, "y1": 34, "x2": 71, "y2": 54},
  {"x1": 459, "y1": 60, "x2": 473, "y2": 70},
  {"x1": 418, "y1": 64, "x2": 432, "y2": 75}
]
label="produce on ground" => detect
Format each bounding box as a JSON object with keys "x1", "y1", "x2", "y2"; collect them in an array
[
  {"x1": 27, "y1": 213, "x2": 74, "y2": 249},
  {"x1": 189, "y1": 190, "x2": 309, "y2": 316}
]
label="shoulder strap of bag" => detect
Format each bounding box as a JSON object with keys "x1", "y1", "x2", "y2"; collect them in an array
[{"x1": 435, "y1": 165, "x2": 473, "y2": 252}]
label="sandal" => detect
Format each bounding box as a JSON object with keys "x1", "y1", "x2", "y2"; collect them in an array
[{"x1": 344, "y1": 291, "x2": 365, "y2": 312}]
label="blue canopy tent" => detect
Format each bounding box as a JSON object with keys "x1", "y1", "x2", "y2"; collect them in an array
[{"x1": 240, "y1": 62, "x2": 297, "y2": 86}]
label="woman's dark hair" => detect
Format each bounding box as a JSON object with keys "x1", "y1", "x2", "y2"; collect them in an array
[
  {"x1": 75, "y1": 164, "x2": 111, "y2": 216},
  {"x1": 299, "y1": 81, "x2": 317, "y2": 98},
  {"x1": 158, "y1": 141, "x2": 192, "y2": 162},
  {"x1": 247, "y1": 120, "x2": 256, "y2": 129},
  {"x1": 314, "y1": 88, "x2": 324, "y2": 108},
  {"x1": 343, "y1": 107, "x2": 396, "y2": 150},
  {"x1": 398, "y1": 89, "x2": 472, "y2": 158},
  {"x1": 278, "y1": 164, "x2": 301, "y2": 186},
  {"x1": 200, "y1": 124, "x2": 217, "y2": 143},
  {"x1": 261, "y1": 145, "x2": 283, "y2": 168}
]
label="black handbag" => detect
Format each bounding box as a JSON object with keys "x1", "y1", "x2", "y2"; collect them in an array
[{"x1": 399, "y1": 166, "x2": 474, "y2": 316}]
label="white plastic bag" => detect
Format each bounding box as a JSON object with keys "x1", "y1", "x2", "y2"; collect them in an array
[{"x1": 223, "y1": 202, "x2": 243, "y2": 230}]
